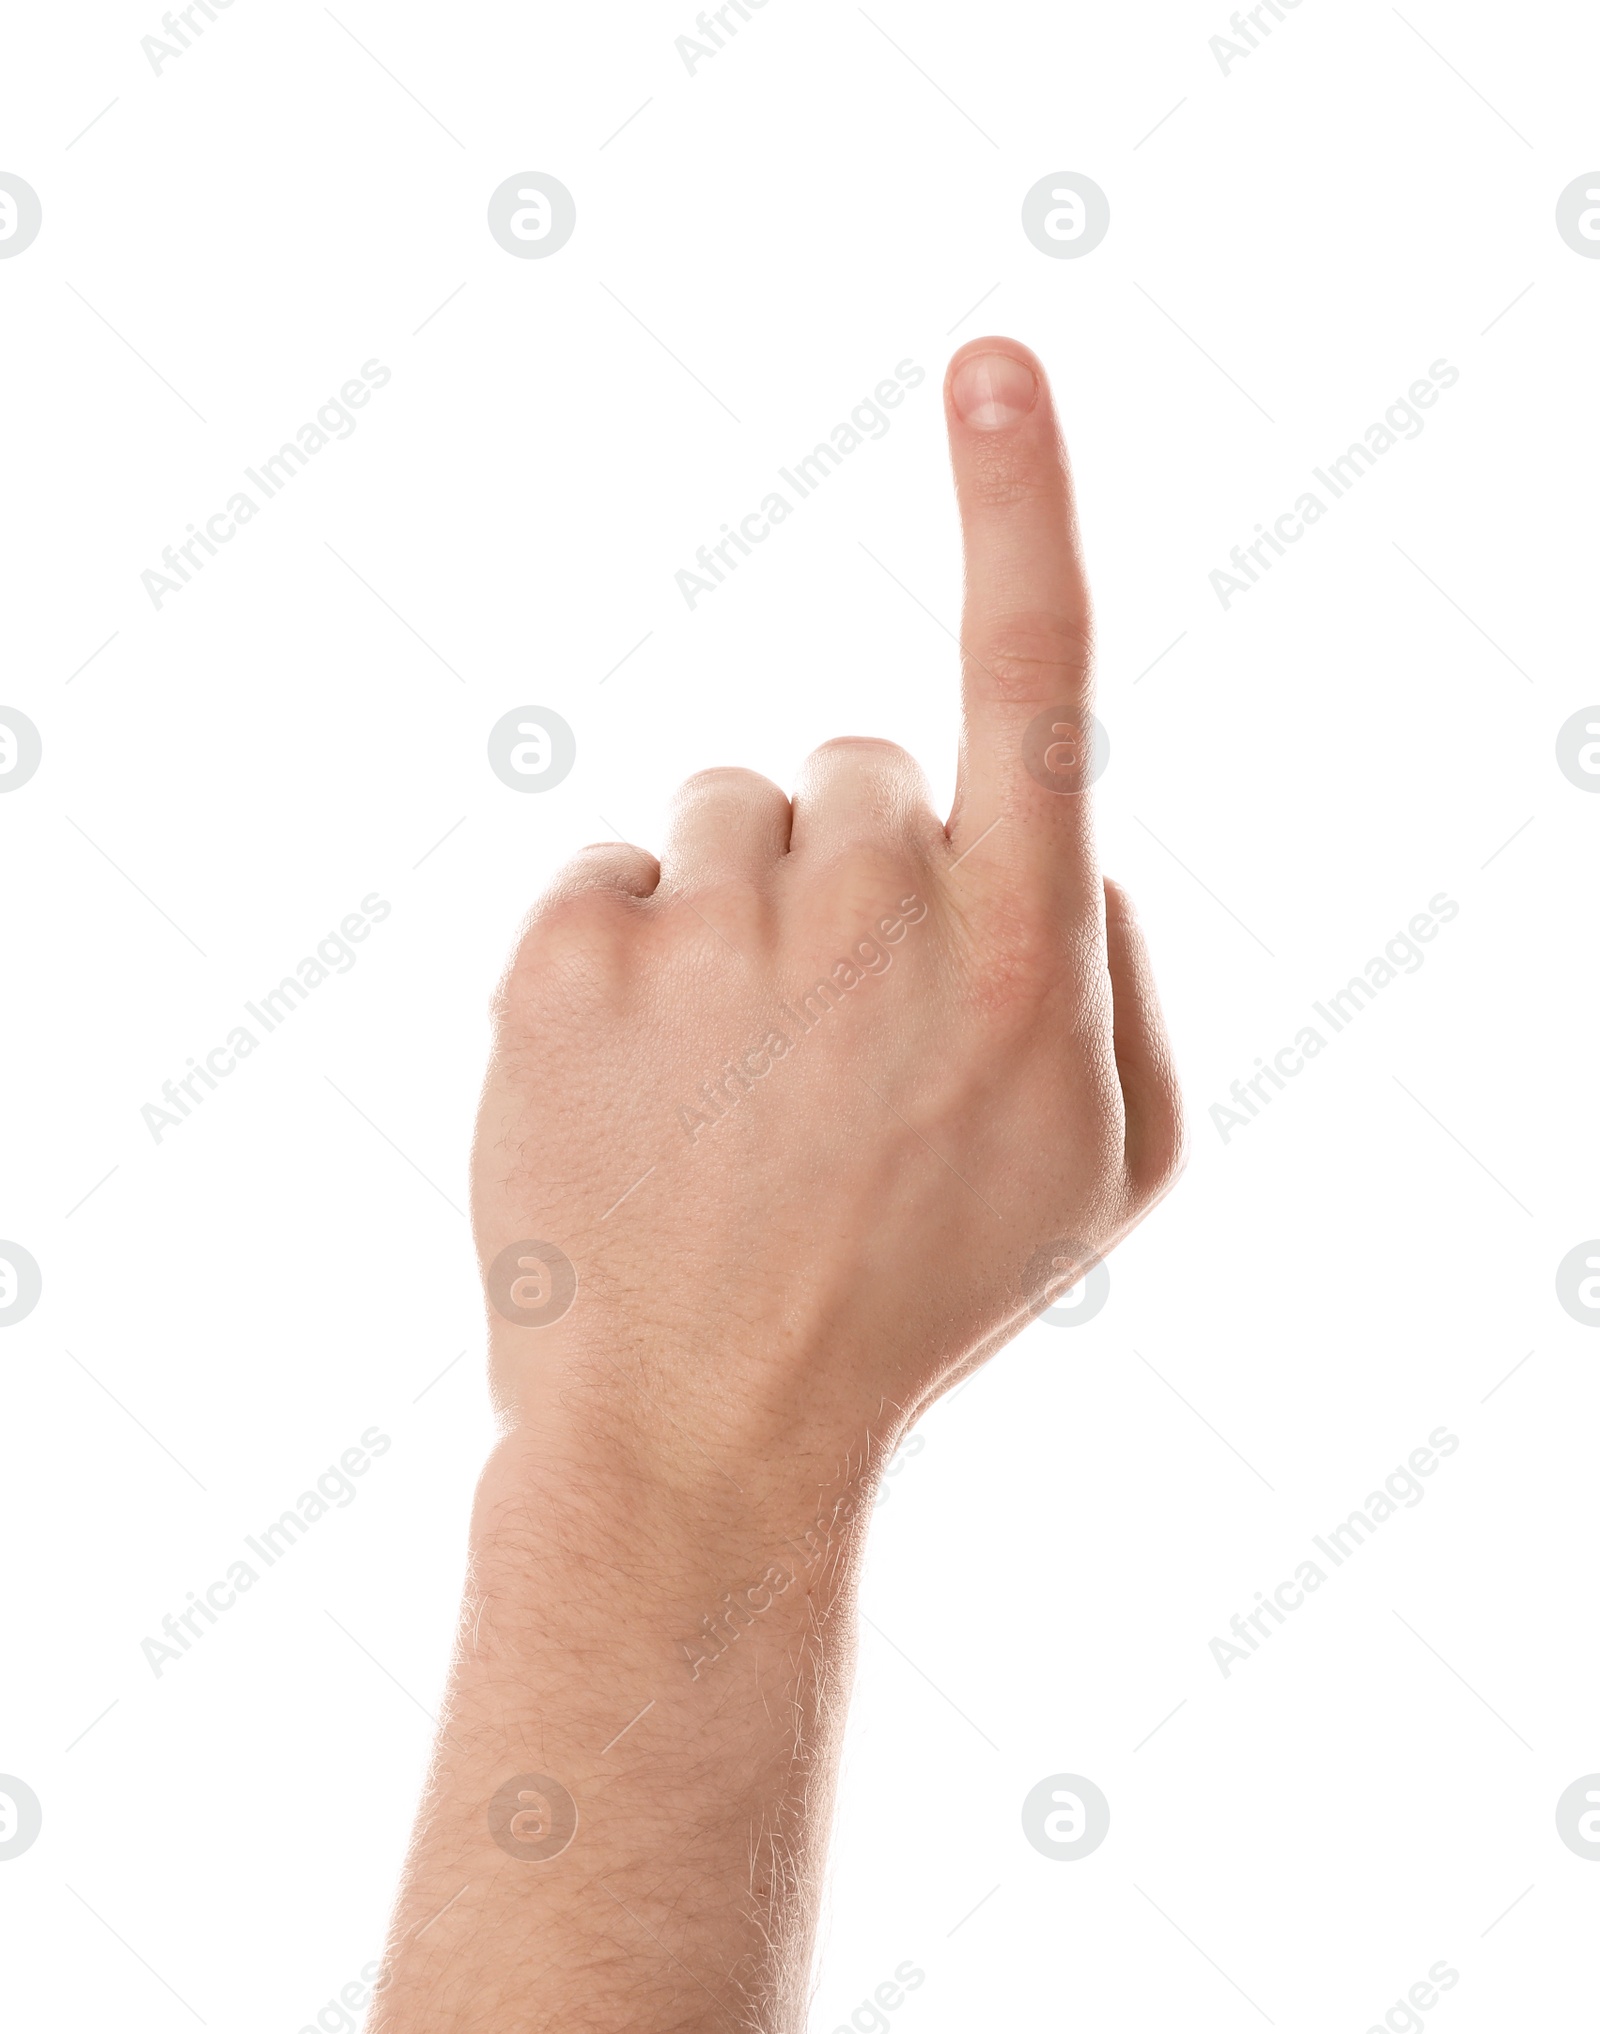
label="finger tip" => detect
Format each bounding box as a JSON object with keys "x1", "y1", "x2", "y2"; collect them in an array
[
  {"x1": 945, "y1": 334, "x2": 1043, "y2": 374},
  {"x1": 945, "y1": 338, "x2": 1049, "y2": 433}
]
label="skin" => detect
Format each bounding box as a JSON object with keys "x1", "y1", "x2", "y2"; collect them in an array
[{"x1": 366, "y1": 337, "x2": 1185, "y2": 2033}]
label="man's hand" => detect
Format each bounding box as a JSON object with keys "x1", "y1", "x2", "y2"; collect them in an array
[
  {"x1": 476, "y1": 335, "x2": 1182, "y2": 1459},
  {"x1": 369, "y1": 339, "x2": 1183, "y2": 2034}
]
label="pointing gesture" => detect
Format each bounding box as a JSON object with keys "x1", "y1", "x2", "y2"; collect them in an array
[
  {"x1": 946, "y1": 340, "x2": 1102, "y2": 900},
  {"x1": 471, "y1": 335, "x2": 1183, "y2": 1423},
  {"x1": 376, "y1": 338, "x2": 1185, "y2": 2034}
]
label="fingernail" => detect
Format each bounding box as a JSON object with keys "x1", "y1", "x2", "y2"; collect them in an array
[{"x1": 950, "y1": 352, "x2": 1038, "y2": 430}]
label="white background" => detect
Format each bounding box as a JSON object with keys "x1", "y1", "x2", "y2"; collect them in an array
[{"x1": 3, "y1": 0, "x2": 1598, "y2": 2028}]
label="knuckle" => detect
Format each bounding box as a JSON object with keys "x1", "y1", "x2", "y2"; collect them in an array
[
  {"x1": 492, "y1": 892, "x2": 627, "y2": 1022},
  {"x1": 801, "y1": 736, "x2": 925, "y2": 797},
  {"x1": 798, "y1": 741, "x2": 937, "y2": 840},
  {"x1": 962, "y1": 435, "x2": 1063, "y2": 512},
  {"x1": 808, "y1": 735, "x2": 912, "y2": 764},
  {"x1": 968, "y1": 609, "x2": 1093, "y2": 702},
  {"x1": 675, "y1": 765, "x2": 773, "y2": 804},
  {"x1": 559, "y1": 842, "x2": 655, "y2": 884}
]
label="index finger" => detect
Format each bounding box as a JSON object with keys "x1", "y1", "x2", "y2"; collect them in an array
[{"x1": 942, "y1": 338, "x2": 1099, "y2": 905}]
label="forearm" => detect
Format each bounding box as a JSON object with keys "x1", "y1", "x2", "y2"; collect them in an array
[{"x1": 368, "y1": 1401, "x2": 883, "y2": 2034}]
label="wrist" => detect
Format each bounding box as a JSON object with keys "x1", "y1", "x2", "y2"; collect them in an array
[
  {"x1": 484, "y1": 1329, "x2": 901, "y2": 1551},
  {"x1": 472, "y1": 1397, "x2": 880, "y2": 1626}
]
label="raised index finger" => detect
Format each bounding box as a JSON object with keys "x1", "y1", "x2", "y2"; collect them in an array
[{"x1": 943, "y1": 338, "x2": 1099, "y2": 907}]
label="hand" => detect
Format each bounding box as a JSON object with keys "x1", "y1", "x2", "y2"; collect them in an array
[
  {"x1": 373, "y1": 340, "x2": 1185, "y2": 2034},
  {"x1": 472, "y1": 337, "x2": 1184, "y2": 1478}
]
